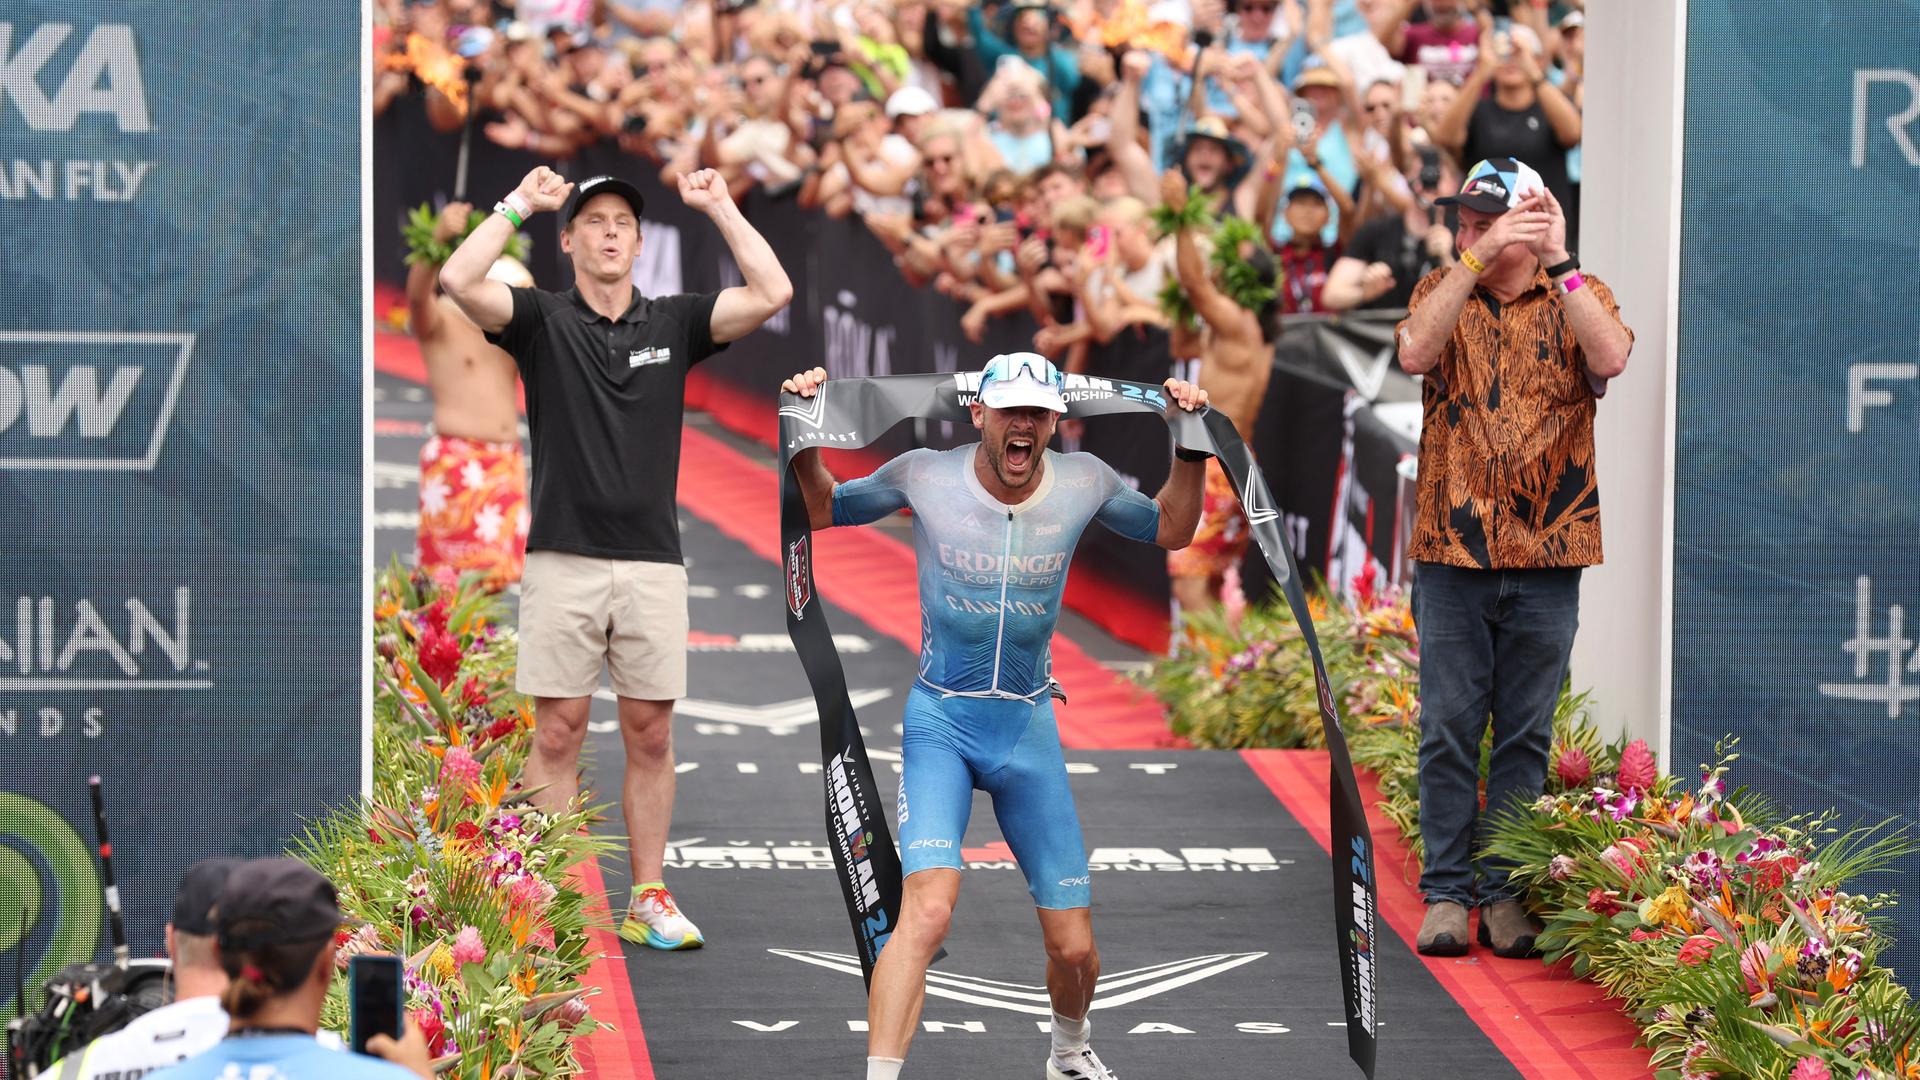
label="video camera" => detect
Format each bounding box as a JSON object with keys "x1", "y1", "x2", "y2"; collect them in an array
[{"x1": 3, "y1": 778, "x2": 172, "y2": 1079}]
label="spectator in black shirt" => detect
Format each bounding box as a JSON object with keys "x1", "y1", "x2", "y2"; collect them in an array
[
  {"x1": 439, "y1": 164, "x2": 792, "y2": 955},
  {"x1": 1429, "y1": 20, "x2": 1581, "y2": 247},
  {"x1": 1323, "y1": 149, "x2": 1458, "y2": 312}
]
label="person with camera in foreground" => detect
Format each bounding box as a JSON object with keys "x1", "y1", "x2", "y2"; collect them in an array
[
  {"x1": 146, "y1": 859, "x2": 432, "y2": 1080},
  {"x1": 783, "y1": 354, "x2": 1209, "y2": 1080}
]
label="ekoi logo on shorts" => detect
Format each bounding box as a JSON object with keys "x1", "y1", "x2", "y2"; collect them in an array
[{"x1": 786, "y1": 536, "x2": 812, "y2": 619}]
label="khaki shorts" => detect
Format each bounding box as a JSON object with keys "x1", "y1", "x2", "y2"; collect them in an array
[{"x1": 516, "y1": 550, "x2": 688, "y2": 701}]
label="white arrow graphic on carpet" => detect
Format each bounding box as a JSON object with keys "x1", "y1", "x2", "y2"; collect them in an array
[
  {"x1": 768, "y1": 950, "x2": 1266, "y2": 1016},
  {"x1": 588, "y1": 688, "x2": 892, "y2": 732}
]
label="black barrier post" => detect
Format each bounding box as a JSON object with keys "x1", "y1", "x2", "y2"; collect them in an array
[{"x1": 777, "y1": 373, "x2": 1378, "y2": 1077}]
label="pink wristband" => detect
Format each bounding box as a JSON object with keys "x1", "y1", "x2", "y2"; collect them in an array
[{"x1": 1557, "y1": 270, "x2": 1584, "y2": 296}]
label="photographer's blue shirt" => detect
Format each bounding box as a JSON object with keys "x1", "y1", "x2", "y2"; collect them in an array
[{"x1": 146, "y1": 1034, "x2": 417, "y2": 1080}]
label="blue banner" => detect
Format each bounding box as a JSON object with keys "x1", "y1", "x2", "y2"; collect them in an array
[
  {"x1": 0, "y1": 2, "x2": 363, "y2": 1024},
  {"x1": 1673, "y1": 0, "x2": 1920, "y2": 971}
]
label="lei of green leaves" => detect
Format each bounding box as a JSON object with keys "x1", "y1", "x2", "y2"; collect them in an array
[
  {"x1": 1210, "y1": 215, "x2": 1278, "y2": 312},
  {"x1": 404, "y1": 203, "x2": 532, "y2": 268},
  {"x1": 1148, "y1": 185, "x2": 1277, "y2": 324}
]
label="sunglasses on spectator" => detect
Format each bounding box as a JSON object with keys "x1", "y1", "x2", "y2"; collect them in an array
[
  {"x1": 1241, "y1": 3, "x2": 1277, "y2": 12},
  {"x1": 928, "y1": 153, "x2": 957, "y2": 165}
]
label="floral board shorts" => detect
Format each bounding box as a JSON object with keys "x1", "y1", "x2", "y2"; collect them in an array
[
  {"x1": 1166, "y1": 457, "x2": 1249, "y2": 581},
  {"x1": 417, "y1": 434, "x2": 529, "y2": 592}
]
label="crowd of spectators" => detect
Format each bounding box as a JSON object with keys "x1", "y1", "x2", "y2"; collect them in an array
[{"x1": 376, "y1": 0, "x2": 1588, "y2": 362}]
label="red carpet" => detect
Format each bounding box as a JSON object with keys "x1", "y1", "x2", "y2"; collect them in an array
[
  {"x1": 375, "y1": 322, "x2": 1651, "y2": 1079},
  {"x1": 1243, "y1": 750, "x2": 1652, "y2": 1080}
]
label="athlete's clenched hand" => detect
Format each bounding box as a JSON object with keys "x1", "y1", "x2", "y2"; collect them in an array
[
  {"x1": 782, "y1": 367, "x2": 828, "y2": 397},
  {"x1": 1164, "y1": 378, "x2": 1208, "y2": 412}
]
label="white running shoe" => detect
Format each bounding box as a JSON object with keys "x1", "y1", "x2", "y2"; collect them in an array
[
  {"x1": 619, "y1": 886, "x2": 704, "y2": 950},
  {"x1": 1047, "y1": 1047, "x2": 1119, "y2": 1080}
]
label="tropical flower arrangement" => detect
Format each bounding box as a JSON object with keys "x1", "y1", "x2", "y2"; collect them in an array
[
  {"x1": 293, "y1": 560, "x2": 613, "y2": 1077},
  {"x1": 1485, "y1": 742, "x2": 1920, "y2": 1079},
  {"x1": 1142, "y1": 566, "x2": 1920, "y2": 1078}
]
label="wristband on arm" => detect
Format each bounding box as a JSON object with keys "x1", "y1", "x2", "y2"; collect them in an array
[{"x1": 1459, "y1": 247, "x2": 1488, "y2": 275}]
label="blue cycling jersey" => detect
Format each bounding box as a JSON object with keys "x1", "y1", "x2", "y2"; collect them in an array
[{"x1": 832, "y1": 445, "x2": 1160, "y2": 699}]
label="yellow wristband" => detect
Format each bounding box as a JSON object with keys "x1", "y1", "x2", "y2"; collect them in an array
[{"x1": 1459, "y1": 248, "x2": 1487, "y2": 275}]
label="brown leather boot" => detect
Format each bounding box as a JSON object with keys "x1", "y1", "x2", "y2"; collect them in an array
[
  {"x1": 1416, "y1": 901, "x2": 1470, "y2": 956},
  {"x1": 1479, "y1": 900, "x2": 1544, "y2": 958}
]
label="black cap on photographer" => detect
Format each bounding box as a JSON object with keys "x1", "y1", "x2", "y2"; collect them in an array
[
  {"x1": 172, "y1": 857, "x2": 244, "y2": 936},
  {"x1": 564, "y1": 175, "x2": 646, "y2": 226},
  {"x1": 216, "y1": 859, "x2": 358, "y2": 951}
]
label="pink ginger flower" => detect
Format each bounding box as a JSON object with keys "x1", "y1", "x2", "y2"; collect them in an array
[
  {"x1": 451, "y1": 925, "x2": 486, "y2": 966},
  {"x1": 1788, "y1": 1056, "x2": 1832, "y2": 1080},
  {"x1": 1553, "y1": 744, "x2": 1592, "y2": 790},
  {"x1": 509, "y1": 874, "x2": 548, "y2": 913},
  {"x1": 1617, "y1": 739, "x2": 1658, "y2": 794},
  {"x1": 1548, "y1": 855, "x2": 1578, "y2": 881},
  {"x1": 440, "y1": 745, "x2": 482, "y2": 788},
  {"x1": 528, "y1": 922, "x2": 556, "y2": 950}
]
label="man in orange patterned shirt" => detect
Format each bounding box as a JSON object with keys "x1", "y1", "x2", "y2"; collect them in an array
[{"x1": 1395, "y1": 157, "x2": 1632, "y2": 960}]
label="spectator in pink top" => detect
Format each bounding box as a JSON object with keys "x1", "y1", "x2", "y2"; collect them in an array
[{"x1": 1371, "y1": 0, "x2": 1478, "y2": 85}]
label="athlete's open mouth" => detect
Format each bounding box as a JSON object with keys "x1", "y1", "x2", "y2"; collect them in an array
[{"x1": 1004, "y1": 437, "x2": 1034, "y2": 472}]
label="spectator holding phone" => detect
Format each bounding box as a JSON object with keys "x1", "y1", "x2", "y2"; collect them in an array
[
  {"x1": 967, "y1": 0, "x2": 1084, "y2": 122},
  {"x1": 1323, "y1": 148, "x2": 1458, "y2": 311},
  {"x1": 1429, "y1": 20, "x2": 1581, "y2": 247},
  {"x1": 147, "y1": 860, "x2": 433, "y2": 1080},
  {"x1": 1370, "y1": 0, "x2": 1479, "y2": 85}
]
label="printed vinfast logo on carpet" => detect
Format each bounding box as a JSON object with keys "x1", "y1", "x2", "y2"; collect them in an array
[
  {"x1": 767, "y1": 950, "x2": 1267, "y2": 1016},
  {"x1": 785, "y1": 536, "x2": 811, "y2": 619},
  {"x1": 662, "y1": 839, "x2": 1287, "y2": 874}
]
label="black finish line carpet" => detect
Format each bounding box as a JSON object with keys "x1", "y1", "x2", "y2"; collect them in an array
[{"x1": 369, "y1": 350, "x2": 1602, "y2": 1078}]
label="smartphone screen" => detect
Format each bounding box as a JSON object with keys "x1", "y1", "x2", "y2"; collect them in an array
[
  {"x1": 1085, "y1": 224, "x2": 1111, "y2": 260},
  {"x1": 348, "y1": 954, "x2": 405, "y2": 1055}
]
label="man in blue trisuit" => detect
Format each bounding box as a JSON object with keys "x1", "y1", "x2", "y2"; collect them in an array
[{"x1": 783, "y1": 354, "x2": 1211, "y2": 1080}]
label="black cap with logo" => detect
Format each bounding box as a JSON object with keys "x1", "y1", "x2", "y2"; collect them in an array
[
  {"x1": 215, "y1": 858, "x2": 356, "y2": 952},
  {"x1": 171, "y1": 857, "x2": 244, "y2": 936},
  {"x1": 564, "y1": 175, "x2": 646, "y2": 225}
]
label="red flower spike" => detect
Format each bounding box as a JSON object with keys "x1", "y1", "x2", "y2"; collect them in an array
[
  {"x1": 418, "y1": 625, "x2": 462, "y2": 689},
  {"x1": 1554, "y1": 744, "x2": 1593, "y2": 790},
  {"x1": 1618, "y1": 739, "x2": 1658, "y2": 794}
]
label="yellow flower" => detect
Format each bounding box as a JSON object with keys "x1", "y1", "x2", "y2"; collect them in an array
[
  {"x1": 511, "y1": 965, "x2": 538, "y2": 996},
  {"x1": 429, "y1": 943, "x2": 457, "y2": 982},
  {"x1": 1638, "y1": 885, "x2": 1696, "y2": 933}
]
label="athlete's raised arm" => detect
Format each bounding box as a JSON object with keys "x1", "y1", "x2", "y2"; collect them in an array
[
  {"x1": 1153, "y1": 378, "x2": 1210, "y2": 549},
  {"x1": 781, "y1": 367, "x2": 837, "y2": 530}
]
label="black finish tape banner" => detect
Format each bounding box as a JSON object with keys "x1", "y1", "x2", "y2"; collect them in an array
[{"x1": 778, "y1": 373, "x2": 1379, "y2": 1078}]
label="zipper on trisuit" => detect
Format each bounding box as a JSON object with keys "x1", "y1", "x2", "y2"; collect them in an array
[{"x1": 988, "y1": 506, "x2": 1014, "y2": 695}]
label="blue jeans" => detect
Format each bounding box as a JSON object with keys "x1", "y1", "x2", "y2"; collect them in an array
[{"x1": 1413, "y1": 563, "x2": 1582, "y2": 907}]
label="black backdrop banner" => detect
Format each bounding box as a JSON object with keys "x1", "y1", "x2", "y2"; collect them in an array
[
  {"x1": 374, "y1": 106, "x2": 1420, "y2": 631},
  {"x1": 777, "y1": 375, "x2": 1379, "y2": 1078}
]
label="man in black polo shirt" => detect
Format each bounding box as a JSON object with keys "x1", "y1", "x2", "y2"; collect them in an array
[{"x1": 440, "y1": 164, "x2": 792, "y2": 951}]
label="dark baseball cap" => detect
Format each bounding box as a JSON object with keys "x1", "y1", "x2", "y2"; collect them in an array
[
  {"x1": 216, "y1": 858, "x2": 357, "y2": 951},
  {"x1": 564, "y1": 175, "x2": 646, "y2": 225},
  {"x1": 172, "y1": 857, "x2": 244, "y2": 936}
]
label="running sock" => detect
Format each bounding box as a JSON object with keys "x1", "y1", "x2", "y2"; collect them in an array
[
  {"x1": 1051, "y1": 1010, "x2": 1089, "y2": 1054},
  {"x1": 866, "y1": 1055, "x2": 904, "y2": 1080}
]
